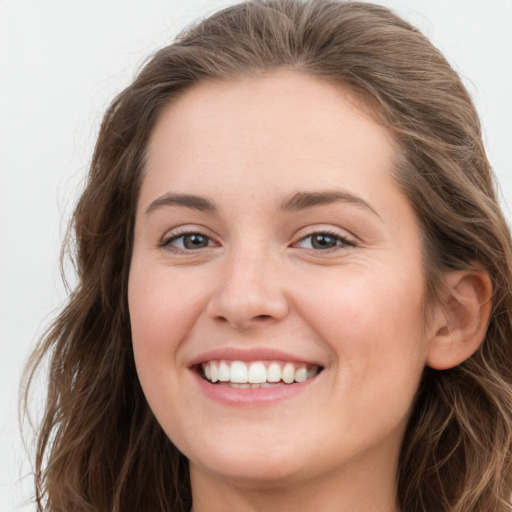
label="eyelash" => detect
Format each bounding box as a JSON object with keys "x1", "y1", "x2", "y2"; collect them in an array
[
  {"x1": 160, "y1": 228, "x2": 355, "y2": 254},
  {"x1": 160, "y1": 230, "x2": 217, "y2": 254},
  {"x1": 293, "y1": 229, "x2": 356, "y2": 251}
]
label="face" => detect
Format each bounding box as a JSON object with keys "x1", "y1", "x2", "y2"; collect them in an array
[{"x1": 129, "y1": 71, "x2": 432, "y2": 492}]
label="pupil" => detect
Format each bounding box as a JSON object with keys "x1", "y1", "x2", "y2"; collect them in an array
[
  {"x1": 184, "y1": 234, "x2": 208, "y2": 249},
  {"x1": 312, "y1": 234, "x2": 337, "y2": 249}
]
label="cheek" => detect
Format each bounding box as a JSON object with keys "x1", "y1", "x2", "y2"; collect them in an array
[
  {"x1": 128, "y1": 264, "x2": 209, "y2": 437},
  {"x1": 128, "y1": 263, "x2": 210, "y2": 367},
  {"x1": 296, "y1": 263, "x2": 428, "y2": 388}
]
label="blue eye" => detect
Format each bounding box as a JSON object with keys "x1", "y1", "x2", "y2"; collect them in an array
[
  {"x1": 164, "y1": 233, "x2": 212, "y2": 250},
  {"x1": 296, "y1": 232, "x2": 353, "y2": 250}
]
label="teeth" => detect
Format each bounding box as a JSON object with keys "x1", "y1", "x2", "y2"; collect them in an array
[
  {"x1": 230, "y1": 361, "x2": 248, "y2": 383},
  {"x1": 282, "y1": 362, "x2": 295, "y2": 384},
  {"x1": 218, "y1": 360, "x2": 230, "y2": 382},
  {"x1": 248, "y1": 362, "x2": 266, "y2": 383},
  {"x1": 294, "y1": 366, "x2": 308, "y2": 383},
  {"x1": 267, "y1": 362, "x2": 281, "y2": 383},
  {"x1": 210, "y1": 362, "x2": 219, "y2": 383},
  {"x1": 306, "y1": 367, "x2": 317, "y2": 379},
  {"x1": 201, "y1": 360, "x2": 319, "y2": 385}
]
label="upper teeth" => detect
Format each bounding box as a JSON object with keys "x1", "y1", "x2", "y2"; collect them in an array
[{"x1": 202, "y1": 360, "x2": 319, "y2": 384}]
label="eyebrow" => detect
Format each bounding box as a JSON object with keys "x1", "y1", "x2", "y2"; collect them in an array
[
  {"x1": 279, "y1": 190, "x2": 379, "y2": 217},
  {"x1": 144, "y1": 189, "x2": 379, "y2": 217},
  {"x1": 145, "y1": 193, "x2": 217, "y2": 215}
]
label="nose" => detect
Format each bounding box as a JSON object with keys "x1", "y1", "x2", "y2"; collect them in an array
[{"x1": 207, "y1": 247, "x2": 289, "y2": 330}]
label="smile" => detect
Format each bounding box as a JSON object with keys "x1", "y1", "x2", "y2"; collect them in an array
[{"x1": 201, "y1": 360, "x2": 321, "y2": 387}]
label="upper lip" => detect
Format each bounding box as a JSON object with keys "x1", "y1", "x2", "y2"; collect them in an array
[{"x1": 187, "y1": 347, "x2": 324, "y2": 368}]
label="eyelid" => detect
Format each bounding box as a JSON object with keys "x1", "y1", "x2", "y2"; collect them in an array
[
  {"x1": 159, "y1": 225, "x2": 220, "y2": 251},
  {"x1": 158, "y1": 224, "x2": 357, "y2": 253},
  {"x1": 291, "y1": 226, "x2": 357, "y2": 250}
]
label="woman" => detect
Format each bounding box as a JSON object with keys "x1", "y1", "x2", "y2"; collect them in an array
[{"x1": 25, "y1": 1, "x2": 512, "y2": 511}]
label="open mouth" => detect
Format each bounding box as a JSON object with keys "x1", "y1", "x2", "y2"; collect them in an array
[{"x1": 199, "y1": 360, "x2": 322, "y2": 388}]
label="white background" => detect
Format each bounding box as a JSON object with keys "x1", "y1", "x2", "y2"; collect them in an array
[{"x1": 1, "y1": 1, "x2": 511, "y2": 510}]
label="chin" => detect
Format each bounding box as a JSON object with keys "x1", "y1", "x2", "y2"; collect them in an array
[{"x1": 186, "y1": 434, "x2": 310, "y2": 487}]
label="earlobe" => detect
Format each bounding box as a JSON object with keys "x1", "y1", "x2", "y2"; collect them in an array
[{"x1": 426, "y1": 269, "x2": 493, "y2": 370}]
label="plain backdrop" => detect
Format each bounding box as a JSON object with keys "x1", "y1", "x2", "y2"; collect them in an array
[{"x1": 1, "y1": 1, "x2": 511, "y2": 510}]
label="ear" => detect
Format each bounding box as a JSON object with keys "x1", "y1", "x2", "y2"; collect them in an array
[{"x1": 426, "y1": 269, "x2": 492, "y2": 370}]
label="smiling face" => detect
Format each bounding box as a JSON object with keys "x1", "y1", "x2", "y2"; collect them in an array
[{"x1": 128, "y1": 71, "x2": 434, "y2": 504}]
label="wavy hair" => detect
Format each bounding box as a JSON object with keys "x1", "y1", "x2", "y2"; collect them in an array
[{"x1": 24, "y1": 1, "x2": 512, "y2": 510}]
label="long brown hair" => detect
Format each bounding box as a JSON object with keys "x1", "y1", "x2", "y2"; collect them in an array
[{"x1": 24, "y1": 1, "x2": 512, "y2": 510}]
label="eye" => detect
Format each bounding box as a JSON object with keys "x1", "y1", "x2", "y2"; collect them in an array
[
  {"x1": 294, "y1": 231, "x2": 354, "y2": 250},
  {"x1": 162, "y1": 232, "x2": 214, "y2": 251}
]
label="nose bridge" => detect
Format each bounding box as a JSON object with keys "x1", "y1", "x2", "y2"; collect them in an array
[{"x1": 208, "y1": 241, "x2": 288, "y2": 328}]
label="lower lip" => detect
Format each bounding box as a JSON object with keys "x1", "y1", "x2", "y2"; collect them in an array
[{"x1": 192, "y1": 371, "x2": 319, "y2": 406}]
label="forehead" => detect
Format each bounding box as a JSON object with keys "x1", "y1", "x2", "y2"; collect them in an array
[{"x1": 142, "y1": 70, "x2": 399, "y2": 211}]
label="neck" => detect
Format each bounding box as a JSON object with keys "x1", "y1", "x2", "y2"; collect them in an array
[{"x1": 189, "y1": 450, "x2": 400, "y2": 512}]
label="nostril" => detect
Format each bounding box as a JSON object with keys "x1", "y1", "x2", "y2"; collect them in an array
[{"x1": 253, "y1": 314, "x2": 272, "y2": 321}]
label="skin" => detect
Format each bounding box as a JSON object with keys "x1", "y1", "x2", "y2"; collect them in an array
[{"x1": 128, "y1": 71, "x2": 457, "y2": 512}]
